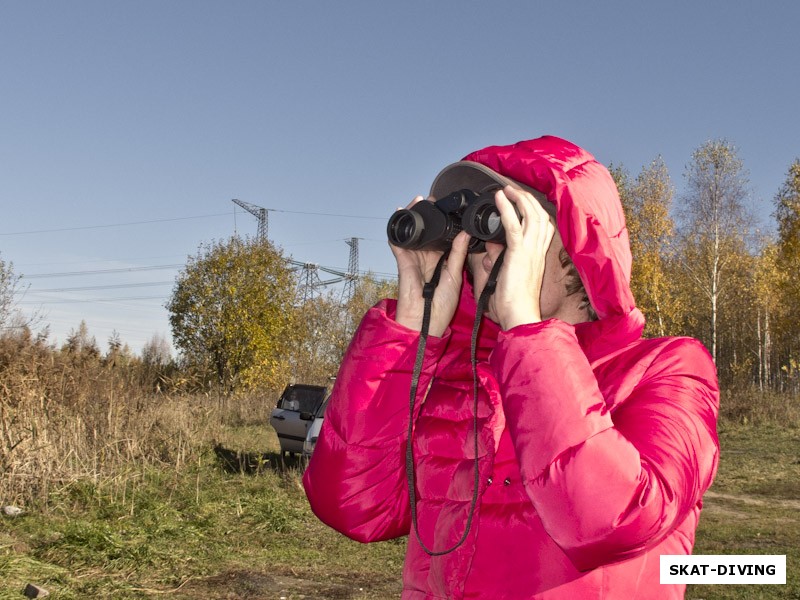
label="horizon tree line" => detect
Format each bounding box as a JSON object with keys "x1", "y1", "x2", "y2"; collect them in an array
[{"x1": 3, "y1": 139, "x2": 799, "y2": 395}]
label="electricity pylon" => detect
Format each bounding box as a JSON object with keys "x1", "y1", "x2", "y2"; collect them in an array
[
  {"x1": 232, "y1": 199, "x2": 269, "y2": 241},
  {"x1": 288, "y1": 260, "x2": 342, "y2": 304},
  {"x1": 342, "y1": 237, "x2": 360, "y2": 304}
]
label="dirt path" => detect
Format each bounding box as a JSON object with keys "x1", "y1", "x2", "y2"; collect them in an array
[
  {"x1": 162, "y1": 569, "x2": 400, "y2": 600},
  {"x1": 704, "y1": 490, "x2": 800, "y2": 511}
]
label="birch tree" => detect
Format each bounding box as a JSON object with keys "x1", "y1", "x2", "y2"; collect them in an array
[
  {"x1": 291, "y1": 273, "x2": 398, "y2": 384},
  {"x1": 612, "y1": 160, "x2": 683, "y2": 337},
  {"x1": 774, "y1": 159, "x2": 800, "y2": 391},
  {"x1": 775, "y1": 159, "x2": 800, "y2": 313},
  {"x1": 678, "y1": 139, "x2": 752, "y2": 364},
  {"x1": 752, "y1": 242, "x2": 783, "y2": 390},
  {"x1": 631, "y1": 158, "x2": 682, "y2": 336},
  {"x1": 0, "y1": 255, "x2": 18, "y2": 331},
  {"x1": 0, "y1": 254, "x2": 35, "y2": 332}
]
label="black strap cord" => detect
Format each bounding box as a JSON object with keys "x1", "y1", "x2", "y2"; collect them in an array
[{"x1": 406, "y1": 248, "x2": 506, "y2": 556}]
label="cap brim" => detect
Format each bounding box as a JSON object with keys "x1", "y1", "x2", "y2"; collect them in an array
[{"x1": 429, "y1": 161, "x2": 556, "y2": 219}]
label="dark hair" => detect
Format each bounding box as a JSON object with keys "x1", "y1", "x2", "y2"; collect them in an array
[{"x1": 558, "y1": 248, "x2": 598, "y2": 321}]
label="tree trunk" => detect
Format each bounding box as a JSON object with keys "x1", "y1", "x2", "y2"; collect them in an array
[
  {"x1": 711, "y1": 274, "x2": 718, "y2": 364},
  {"x1": 764, "y1": 309, "x2": 771, "y2": 390},
  {"x1": 757, "y1": 310, "x2": 763, "y2": 392}
]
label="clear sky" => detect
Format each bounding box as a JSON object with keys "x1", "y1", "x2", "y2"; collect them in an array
[{"x1": 1, "y1": 1, "x2": 798, "y2": 355}]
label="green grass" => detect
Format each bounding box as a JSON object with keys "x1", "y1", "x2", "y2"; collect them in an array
[
  {"x1": 685, "y1": 423, "x2": 800, "y2": 599},
  {"x1": 0, "y1": 429, "x2": 405, "y2": 600},
  {"x1": 1, "y1": 424, "x2": 797, "y2": 599}
]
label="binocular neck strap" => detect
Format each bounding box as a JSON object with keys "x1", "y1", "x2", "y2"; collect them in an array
[
  {"x1": 472, "y1": 247, "x2": 506, "y2": 367},
  {"x1": 406, "y1": 247, "x2": 506, "y2": 557}
]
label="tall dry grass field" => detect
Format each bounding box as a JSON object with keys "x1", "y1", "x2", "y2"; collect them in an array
[{"x1": 0, "y1": 331, "x2": 276, "y2": 509}]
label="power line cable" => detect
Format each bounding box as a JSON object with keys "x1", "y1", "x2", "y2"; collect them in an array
[
  {"x1": 269, "y1": 208, "x2": 383, "y2": 220},
  {"x1": 22, "y1": 264, "x2": 183, "y2": 279},
  {"x1": 0, "y1": 213, "x2": 232, "y2": 236},
  {"x1": 14, "y1": 254, "x2": 189, "y2": 267},
  {"x1": 31, "y1": 281, "x2": 174, "y2": 293},
  {"x1": 19, "y1": 295, "x2": 167, "y2": 305},
  {"x1": 1, "y1": 208, "x2": 385, "y2": 236},
  {"x1": 20, "y1": 262, "x2": 395, "y2": 281}
]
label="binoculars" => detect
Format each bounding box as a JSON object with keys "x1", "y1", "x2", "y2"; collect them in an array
[{"x1": 387, "y1": 189, "x2": 513, "y2": 253}]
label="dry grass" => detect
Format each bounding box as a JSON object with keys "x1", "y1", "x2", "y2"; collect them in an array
[
  {"x1": 719, "y1": 387, "x2": 800, "y2": 427},
  {"x1": 0, "y1": 330, "x2": 279, "y2": 509}
]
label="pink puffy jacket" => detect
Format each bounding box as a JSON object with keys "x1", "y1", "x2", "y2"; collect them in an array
[{"x1": 303, "y1": 136, "x2": 719, "y2": 599}]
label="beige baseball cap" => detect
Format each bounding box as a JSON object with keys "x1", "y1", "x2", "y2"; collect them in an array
[{"x1": 429, "y1": 160, "x2": 556, "y2": 219}]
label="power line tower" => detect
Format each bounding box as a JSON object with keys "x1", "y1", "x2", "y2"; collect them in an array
[
  {"x1": 340, "y1": 237, "x2": 362, "y2": 340},
  {"x1": 288, "y1": 260, "x2": 346, "y2": 304},
  {"x1": 295, "y1": 263, "x2": 322, "y2": 304},
  {"x1": 342, "y1": 237, "x2": 361, "y2": 303},
  {"x1": 232, "y1": 199, "x2": 269, "y2": 241}
]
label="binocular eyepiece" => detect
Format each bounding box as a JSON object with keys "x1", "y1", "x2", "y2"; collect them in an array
[{"x1": 387, "y1": 189, "x2": 511, "y2": 253}]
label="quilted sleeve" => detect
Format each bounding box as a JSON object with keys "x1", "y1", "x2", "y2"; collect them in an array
[
  {"x1": 489, "y1": 319, "x2": 719, "y2": 571},
  {"x1": 302, "y1": 299, "x2": 449, "y2": 543}
]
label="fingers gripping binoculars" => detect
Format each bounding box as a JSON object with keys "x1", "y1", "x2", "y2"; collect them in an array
[{"x1": 387, "y1": 189, "x2": 516, "y2": 253}]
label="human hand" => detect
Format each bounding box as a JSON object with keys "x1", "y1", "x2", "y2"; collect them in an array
[
  {"x1": 390, "y1": 196, "x2": 470, "y2": 337},
  {"x1": 486, "y1": 186, "x2": 555, "y2": 330}
]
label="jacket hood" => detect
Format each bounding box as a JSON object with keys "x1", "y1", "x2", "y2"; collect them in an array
[{"x1": 454, "y1": 135, "x2": 645, "y2": 359}]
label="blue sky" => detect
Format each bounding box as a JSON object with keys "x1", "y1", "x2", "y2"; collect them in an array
[{"x1": 1, "y1": 1, "x2": 798, "y2": 354}]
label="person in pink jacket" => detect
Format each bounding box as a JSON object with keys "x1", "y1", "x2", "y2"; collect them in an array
[{"x1": 303, "y1": 135, "x2": 719, "y2": 599}]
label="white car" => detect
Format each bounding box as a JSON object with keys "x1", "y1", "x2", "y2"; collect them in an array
[
  {"x1": 269, "y1": 384, "x2": 328, "y2": 457},
  {"x1": 302, "y1": 394, "x2": 330, "y2": 460}
]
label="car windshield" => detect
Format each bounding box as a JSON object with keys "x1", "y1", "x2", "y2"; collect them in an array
[{"x1": 279, "y1": 387, "x2": 325, "y2": 413}]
